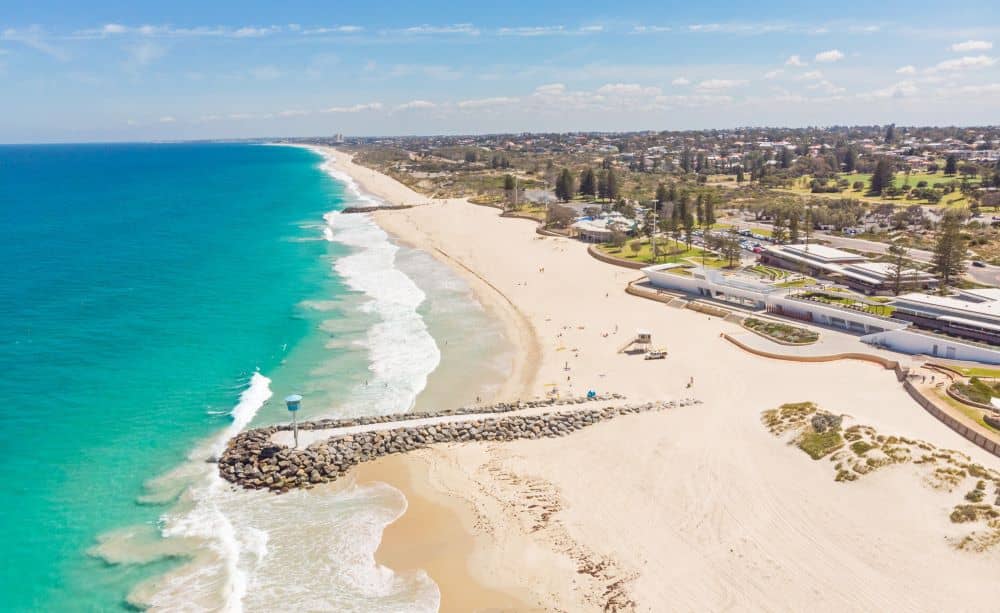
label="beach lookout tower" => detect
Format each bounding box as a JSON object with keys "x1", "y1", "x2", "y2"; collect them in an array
[{"x1": 285, "y1": 394, "x2": 302, "y2": 448}]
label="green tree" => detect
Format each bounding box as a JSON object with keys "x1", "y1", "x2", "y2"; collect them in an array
[
  {"x1": 555, "y1": 168, "x2": 575, "y2": 201},
  {"x1": 683, "y1": 210, "x2": 695, "y2": 250},
  {"x1": 655, "y1": 183, "x2": 669, "y2": 212},
  {"x1": 933, "y1": 213, "x2": 966, "y2": 289},
  {"x1": 788, "y1": 209, "x2": 800, "y2": 243},
  {"x1": 579, "y1": 168, "x2": 597, "y2": 197},
  {"x1": 884, "y1": 123, "x2": 895, "y2": 143},
  {"x1": 772, "y1": 213, "x2": 788, "y2": 244},
  {"x1": 601, "y1": 169, "x2": 619, "y2": 201},
  {"x1": 944, "y1": 155, "x2": 958, "y2": 176},
  {"x1": 869, "y1": 159, "x2": 894, "y2": 195},
  {"x1": 703, "y1": 197, "x2": 716, "y2": 228},
  {"x1": 887, "y1": 241, "x2": 910, "y2": 295},
  {"x1": 843, "y1": 148, "x2": 858, "y2": 173}
]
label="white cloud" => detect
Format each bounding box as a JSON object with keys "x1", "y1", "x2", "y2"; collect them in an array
[
  {"x1": 896, "y1": 65, "x2": 916, "y2": 75},
  {"x1": 866, "y1": 80, "x2": 918, "y2": 99},
  {"x1": 277, "y1": 109, "x2": 310, "y2": 117},
  {"x1": 126, "y1": 41, "x2": 165, "y2": 67},
  {"x1": 785, "y1": 55, "x2": 806, "y2": 67},
  {"x1": 578, "y1": 25, "x2": 604, "y2": 33},
  {"x1": 597, "y1": 83, "x2": 662, "y2": 96},
  {"x1": 403, "y1": 24, "x2": 479, "y2": 35},
  {"x1": 321, "y1": 102, "x2": 384, "y2": 113},
  {"x1": 498, "y1": 26, "x2": 565, "y2": 36},
  {"x1": 394, "y1": 100, "x2": 436, "y2": 111},
  {"x1": 159, "y1": 116, "x2": 176, "y2": 123},
  {"x1": 102, "y1": 23, "x2": 127, "y2": 35},
  {"x1": 814, "y1": 49, "x2": 844, "y2": 63},
  {"x1": 951, "y1": 83, "x2": 1000, "y2": 95},
  {"x1": 671, "y1": 77, "x2": 691, "y2": 86},
  {"x1": 927, "y1": 55, "x2": 996, "y2": 73},
  {"x1": 534, "y1": 83, "x2": 566, "y2": 95},
  {"x1": 232, "y1": 26, "x2": 281, "y2": 38},
  {"x1": 808, "y1": 80, "x2": 845, "y2": 94},
  {"x1": 950, "y1": 40, "x2": 992, "y2": 52},
  {"x1": 695, "y1": 79, "x2": 747, "y2": 91},
  {"x1": 797, "y1": 70, "x2": 823, "y2": 81},
  {"x1": 2, "y1": 27, "x2": 70, "y2": 61},
  {"x1": 632, "y1": 25, "x2": 672, "y2": 33},
  {"x1": 303, "y1": 26, "x2": 363, "y2": 34},
  {"x1": 457, "y1": 96, "x2": 518, "y2": 109},
  {"x1": 763, "y1": 69, "x2": 784, "y2": 79}
]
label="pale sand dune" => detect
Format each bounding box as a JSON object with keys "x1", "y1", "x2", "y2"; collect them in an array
[{"x1": 324, "y1": 148, "x2": 1000, "y2": 611}]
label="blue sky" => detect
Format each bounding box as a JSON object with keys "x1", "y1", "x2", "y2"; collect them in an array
[{"x1": 2, "y1": 0, "x2": 999, "y2": 142}]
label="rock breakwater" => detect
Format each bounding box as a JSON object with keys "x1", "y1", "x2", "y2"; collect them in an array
[{"x1": 219, "y1": 395, "x2": 696, "y2": 493}]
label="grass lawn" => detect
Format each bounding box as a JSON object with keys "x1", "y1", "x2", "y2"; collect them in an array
[
  {"x1": 798, "y1": 291, "x2": 894, "y2": 316},
  {"x1": 782, "y1": 174, "x2": 974, "y2": 208},
  {"x1": 598, "y1": 241, "x2": 728, "y2": 267},
  {"x1": 936, "y1": 389, "x2": 1000, "y2": 434},
  {"x1": 949, "y1": 366, "x2": 1000, "y2": 378},
  {"x1": 775, "y1": 277, "x2": 815, "y2": 288}
]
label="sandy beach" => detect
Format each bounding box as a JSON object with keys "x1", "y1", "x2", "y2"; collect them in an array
[{"x1": 322, "y1": 147, "x2": 1000, "y2": 611}]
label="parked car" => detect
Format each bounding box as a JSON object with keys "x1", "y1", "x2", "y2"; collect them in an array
[{"x1": 972, "y1": 260, "x2": 987, "y2": 268}]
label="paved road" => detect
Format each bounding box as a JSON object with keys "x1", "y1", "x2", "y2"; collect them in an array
[{"x1": 731, "y1": 220, "x2": 1000, "y2": 286}]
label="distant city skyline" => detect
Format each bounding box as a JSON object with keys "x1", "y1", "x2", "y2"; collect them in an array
[{"x1": 2, "y1": 0, "x2": 999, "y2": 143}]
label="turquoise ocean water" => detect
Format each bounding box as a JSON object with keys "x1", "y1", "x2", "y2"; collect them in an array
[{"x1": 0, "y1": 143, "x2": 510, "y2": 611}]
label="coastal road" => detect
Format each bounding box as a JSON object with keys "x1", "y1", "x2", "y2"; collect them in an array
[{"x1": 730, "y1": 219, "x2": 1000, "y2": 286}]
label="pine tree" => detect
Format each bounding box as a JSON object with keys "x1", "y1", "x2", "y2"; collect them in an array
[
  {"x1": 788, "y1": 209, "x2": 800, "y2": 243},
  {"x1": 933, "y1": 213, "x2": 966, "y2": 289},
  {"x1": 655, "y1": 183, "x2": 668, "y2": 211},
  {"x1": 772, "y1": 213, "x2": 788, "y2": 244},
  {"x1": 869, "y1": 159, "x2": 894, "y2": 195},
  {"x1": 555, "y1": 169, "x2": 575, "y2": 201},
  {"x1": 944, "y1": 155, "x2": 958, "y2": 176},
  {"x1": 843, "y1": 148, "x2": 857, "y2": 173},
  {"x1": 604, "y1": 169, "x2": 619, "y2": 201},
  {"x1": 579, "y1": 168, "x2": 596, "y2": 197},
  {"x1": 884, "y1": 123, "x2": 895, "y2": 143},
  {"x1": 887, "y1": 242, "x2": 909, "y2": 295}
]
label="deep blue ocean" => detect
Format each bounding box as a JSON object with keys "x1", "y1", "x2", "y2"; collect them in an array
[{"x1": 0, "y1": 142, "x2": 494, "y2": 611}]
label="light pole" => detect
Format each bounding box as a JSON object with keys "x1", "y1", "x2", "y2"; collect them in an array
[{"x1": 285, "y1": 394, "x2": 302, "y2": 448}]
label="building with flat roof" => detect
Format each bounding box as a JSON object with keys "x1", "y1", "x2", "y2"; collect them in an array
[
  {"x1": 892, "y1": 291, "x2": 1000, "y2": 346},
  {"x1": 761, "y1": 243, "x2": 937, "y2": 295}
]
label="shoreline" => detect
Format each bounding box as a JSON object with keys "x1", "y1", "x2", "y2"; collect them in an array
[
  {"x1": 321, "y1": 146, "x2": 540, "y2": 407},
  {"x1": 319, "y1": 146, "x2": 1000, "y2": 611},
  {"x1": 320, "y1": 146, "x2": 545, "y2": 608}
]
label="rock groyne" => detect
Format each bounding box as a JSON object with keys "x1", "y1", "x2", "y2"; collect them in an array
[{"x1": 219, "y1": 396, "x2": 695, "y2": 493}]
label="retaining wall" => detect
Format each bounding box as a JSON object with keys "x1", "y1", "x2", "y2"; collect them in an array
[
  {"x1": 587, "y1": 245, "x2": 648, "y2": 269},
  {"x1": 902, "y1": 380, "x2": 1000, "y2": 458}
]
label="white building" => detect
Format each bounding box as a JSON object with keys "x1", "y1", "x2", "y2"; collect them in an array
[
  {"x1": 761, "y1": 244, "x2": 937, "y2": 294},
  {"x1": 641, "y1": 264, "x2": 1000, "y2": 364}
]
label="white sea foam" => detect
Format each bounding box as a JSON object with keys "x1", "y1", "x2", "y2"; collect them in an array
[{"x1": 132, "y1": 146, "x2": 444, "y2": 612}]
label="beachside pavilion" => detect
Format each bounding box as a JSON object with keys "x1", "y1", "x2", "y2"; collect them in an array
[
  {"x1": 892, "y1": 290, "x2": 1000, "y2": 346},
  {"x1": 760, "y1": 244, "x2": 937, "y2": 295},
  {"x1": 641, "y1": 263, "x2": 1000, "y2": 364}
]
